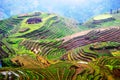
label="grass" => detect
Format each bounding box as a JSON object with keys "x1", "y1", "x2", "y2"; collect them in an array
[
  {"x1": 1, "y1": 11, "x2": 120, "y2": 80},
  {"x1": 11, "y1": 14, "x2": 56, "y2": 37},
  {"x1": 3, "y1": 38, "x2": 36, "y2": 58},
  {"x1": 93, "y1": 14, "x2": 112, "y2": 20},
  {"x1": 40, "y1": 13, "x2": 49, "y2": 18},
  {"x1": 96, "y1": 19, "x2": 120, "y2": 28},
  {"x1": 0, "y1": 56, "x2": 120, "y2": 80},
  {"x1": 75, "y1": 41, "x2": 120, "y2": 57},
  {"x1": 84, "y1": 12, "x2": 120, "y2": 29},
  {"x1": 4, "y1": 37, "x2": 65, "y2": 60},
  {"x1": 111, "y1": 51, "x2": 120, "y2": 56},
  {"x1": 9, "y1": 12, "x2": 84, "y2": 39}
]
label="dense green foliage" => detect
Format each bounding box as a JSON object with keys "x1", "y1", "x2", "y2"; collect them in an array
[{"x1": 0, "y1": 12, "x2": 120, "y2": 80}]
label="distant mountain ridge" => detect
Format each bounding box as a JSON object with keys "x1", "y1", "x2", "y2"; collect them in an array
[{"x1": 1, "y1": 0, "x2": 120, "y2": 22}]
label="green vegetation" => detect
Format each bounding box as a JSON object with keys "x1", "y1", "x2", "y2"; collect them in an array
[
  {"x1": 111, "y1": 51, "x2": 120, "y2": 56},
  {"x1": 0, "y1": 56, "x2": 120, "y2": 80},
  {"x1": 0, "y1": 12, "x2": 120, "y2": 80},
  {"x1": 61, "y1": 41, "x2": 120, "y2": 62},
  {"x1": 81, "y1": 41, "x2": 120, "y2": 57},
  {"x1": 84, "y1": 12, "x2": 120, "y2": 29},
  {"x1": 93, "y1": 14, "x2": 112, "y2": 20},
  {"x1": 11, "y1": 14, "x2": 56, "y2": 37}
]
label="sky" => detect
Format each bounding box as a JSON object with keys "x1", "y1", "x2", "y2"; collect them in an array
[{"x1": 0, "y1": 0, "x2": 120, "y2": 22}]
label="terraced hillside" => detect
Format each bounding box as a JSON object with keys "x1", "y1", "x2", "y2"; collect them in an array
[
  {"x1": 60, "y1": 27, "x2": 120, "y2": 50},
  {"x1": 83, "y1": 10, "x2": 120, "y2": 29},
  {"x1": 0, "y1": 12, "x2": 120, "y2": 80},
  {"x1": 0, "y1": 57, "x2": 120, "y2": 80},
  {"x1": 9, "y1": 12, "x2": 82, "y2": 39},
  {"x1": 0, "y1": 17, "x2": 22, "y2": 39},
  {"x1": 0, "y1": 12, "x2": 83, "y2": 59},
  {"x1": 0, "y1": 41, "x2": 15, "y2": 58}
]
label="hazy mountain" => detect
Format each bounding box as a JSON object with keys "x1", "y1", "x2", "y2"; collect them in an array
[{"x1": 0, "y1": 0, "x2": 120, "y2": 22}]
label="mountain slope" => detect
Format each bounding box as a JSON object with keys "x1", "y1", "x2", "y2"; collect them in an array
[
  {"x1": 0, "y1": 12, "x2": 120, "y2": 80},
  {"x1": 8, "y1": 12, "x2": 83, "y2": 39}
]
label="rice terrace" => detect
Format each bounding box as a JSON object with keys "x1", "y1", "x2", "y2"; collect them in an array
[{"x1": 0, "y1": 0, "x2": 120, "y2": 80}]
